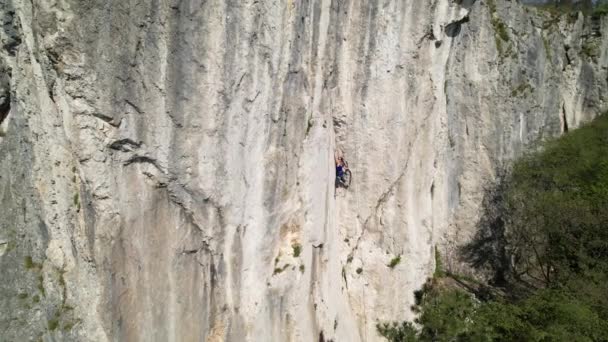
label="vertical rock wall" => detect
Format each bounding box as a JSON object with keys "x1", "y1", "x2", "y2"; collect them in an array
[{"x1": 0, "y1": 0, "x2": 606, "y2": 341}]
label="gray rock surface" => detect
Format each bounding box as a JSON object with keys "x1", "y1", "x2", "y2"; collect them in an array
[{"x1": 0, "y1": 0, "x2": 607, "y2": 341}]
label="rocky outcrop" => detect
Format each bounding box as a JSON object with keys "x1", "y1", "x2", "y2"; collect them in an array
[{"x1": 0, "y1": 0, "x2": 606, "y2": 341}]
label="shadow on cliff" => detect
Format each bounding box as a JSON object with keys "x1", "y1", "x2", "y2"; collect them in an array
[
  {"x1": 460, "y1": 178, "x2": 540, "y2": 297},
  {"x1": 460, "y1": 176, "x2": 511, "y2": 288}
]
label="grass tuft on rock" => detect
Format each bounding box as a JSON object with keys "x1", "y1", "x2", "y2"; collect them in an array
[
  {"x1": 388, "y1": 256, "x2": 401, "y2": 269},
  {"x1": 48, "y1": 318, "x2": 59, "y2": 331},
  {"x1": 273, "y1": 264, "x2": 290, "y2": 275},
  {"x1": 292, "y1": 243, "x2": 302, "y2": 258}
]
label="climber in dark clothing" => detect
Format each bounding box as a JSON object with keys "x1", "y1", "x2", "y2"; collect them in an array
[
  {"x1": 336, "y1": 159, "x2": 345, "y2": 179},
  {"x1": 335, "y1": 153, "x2": 351, "y2": 188}
]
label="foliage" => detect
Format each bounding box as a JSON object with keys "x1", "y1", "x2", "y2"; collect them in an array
[
  {"x1": 581, "y1": 40, "x2": 600, "y2": 59},
  {"x1": 487, "y1": 0, "x2": 510, "y2": 55},
  {"x1": 594, "y1": 2, "x2": 608, "y2": 16},
  {"x1": 510, "y1": 83, "x2": 533, "y2": 97},
  {"x1": 378, "y1": 114, "x2": 608, "y2": 341},
  {"x1": 73, "y1": 193, "x2": 80, "y2": 209},
  {"x1": 416, "y1": 288, "x2": 477, "y2": 341},
  {"x1": 379, "y1": 284, "x2": 608, "y2": 341},
  {"x1": 24, "y1": 256, "x2": 36, "y2": 269},
  {"x1": 503, "y1": 113, "x2": 608, "y2": 287},
  {"x1": 529, "y1": 0, "x2": 608, "y2": 19},
  {"x1": 377, "y1": 322, "x2": 417, "y2": 342},
  {"x1": 273, "y1": 264, "x2": 290, "y2": 275},
  {"x1": 433, "y1": 247, "x2": 445, "y2": 278},
  {"x1": 533, "y1": 0, "x2": 595, "y2": 14},
  {"x1": 48, "y1": 318, "x2": 59, "y2": 331},
  {"x1": 388, "y1": 256, "x2": 401, "y2": 269},
  {"x1": 292, "y1": 243, "x2": 302, "y2": 258}
]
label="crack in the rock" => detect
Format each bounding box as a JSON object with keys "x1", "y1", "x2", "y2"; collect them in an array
[
  {"x1": 165, "y1": 182, "x2": 226, "y2": 256},
  {"x1": 125, "y1": 99, "x2": 144, "y2": 115},
  {"x1": 109, "y1": 138, "x2": 141, "y2": 152},
  {"x1": 346, "y1": 111, "x2": 431, "y2": 259},
  {"x1": 347, "y1": 155, "x2": 411, "y2": 259},
  {"x1": 179, "y1": 240, "x2": 211, "y2": 256},
  {"x1": 92, "y1": 112, "x2": 120, "y2": 127},
  {"x1": 417, "y1": 24, "x2": 436, "y2": 46},
  {"x1": 561, "y1": 102, "x2": 569, "y2": 133}
]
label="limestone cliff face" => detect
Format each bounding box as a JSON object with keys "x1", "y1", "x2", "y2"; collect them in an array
[{"x1": 0, "y1": 0, "x2": 606, "y2": 341}]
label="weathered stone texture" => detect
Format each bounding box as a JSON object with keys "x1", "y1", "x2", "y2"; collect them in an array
[{"x1": 0, "y1": 0, "x2": 606, "y2": 341}]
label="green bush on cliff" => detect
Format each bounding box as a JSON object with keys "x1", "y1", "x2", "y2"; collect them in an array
[{"x1": 378, "y1": 113, "x2": 608, "y2": 341}]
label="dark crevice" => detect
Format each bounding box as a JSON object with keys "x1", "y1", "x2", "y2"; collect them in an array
[
  {"x1": 445, "y1": 15, "x2": 470, "y2": 38},
  {"x1": 417, "y1": 25, "x2": 436, "y2": 46},
  {"x1": 92, "y1": 112, "x2": 119, "y2": 127},
  {"x1": 562, "y1": 103, "x2": 569, "y2": 133},
  {"x1": 2, "y1": 10, "x2": 21, "y2": 56},
  {"x1": 124, "y1": 99, "x2": 144, "y2": 115},
  {"x1": 341, "y1": 267, "x2": 348, "y2": 289},
  {"x1": 563, "y1": 45, "x2": 572, "y2": 71},
  {"x1": 0, "y1": 91, "x2": 9, "y2": 125},
  {"x1": 0, "y1": 72, "x2": 10, "y2": 125},
  {"x1": 109, "y1": 138, "x2": 142, "y2": 152},
  {"x1": 319, "y1": 331, "x2": 334, "y2": 342},
  {"x1": 123, "y1": 155, "x2": 161, "y2": 170},
  {"x1": 180, "y1": 241, "x2": 211, "y2": 256}
]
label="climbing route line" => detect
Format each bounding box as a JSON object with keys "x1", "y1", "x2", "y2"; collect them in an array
[{"x1": 346, "y1": 109, "x2": 431, "y2": 260}]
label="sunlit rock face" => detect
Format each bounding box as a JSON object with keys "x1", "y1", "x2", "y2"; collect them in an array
[{"x1": 0, "y1": 0, "x2": 606, "y2": 341}]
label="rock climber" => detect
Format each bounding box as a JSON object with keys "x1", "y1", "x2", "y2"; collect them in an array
[
  {"x1": 335, "y1": 152, "x2": 350, "y2": 188},
  {"x1": 336, "y1": 156, "x2": 346, "y2": 181}
]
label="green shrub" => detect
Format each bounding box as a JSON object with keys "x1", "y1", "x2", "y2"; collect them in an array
[
  {"x1": 487, "y1": 0, "x2": 510, "y2": 55},
  {"x1": 273, "y1": 264, "x2": 290, "y2": 275},
  {"x1": 388, "y1": 256, "x2": 401, "y2": 269},
  {"x1": 24, "y1": 256, "x2": 35, "y2": 269},
  {"x1": 376, "y1": 322, "x2": 417, "y2": 342},
  {"x1": 24, "y1": 256, "x2": 42, "y2": 270},
  {"x1": 292, "y1": 243, "x2": 302, "y2": 258},
  {"x1": 37, "y1": 274, "x2": 45, "y2": 296},
  {"x1": 434, "y1": 247, "x2": 445, "y2": 278},
  {"x1": 510, "y1": 82, "x2": 533, "y2": 97},
  {"x1": 581, "y1": 40, "x2": 599, "y2": 59},
  {"x1": 594, "y1": 3, "x2": 608, "y2": 16},
  {"x1": 62, "y1": 321, "x2": 76, "y2": 332},
  {"x1": 48, "y1": 318, "x2": 59, "y2": 331}
]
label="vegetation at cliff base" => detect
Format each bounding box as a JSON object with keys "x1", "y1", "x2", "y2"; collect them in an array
[
  {"x1": 529, "y1": 0, "x2": 608, "y2": 16},
  {"x1": 378, "y1": 113, "x2": 608, "y2": 341}
]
